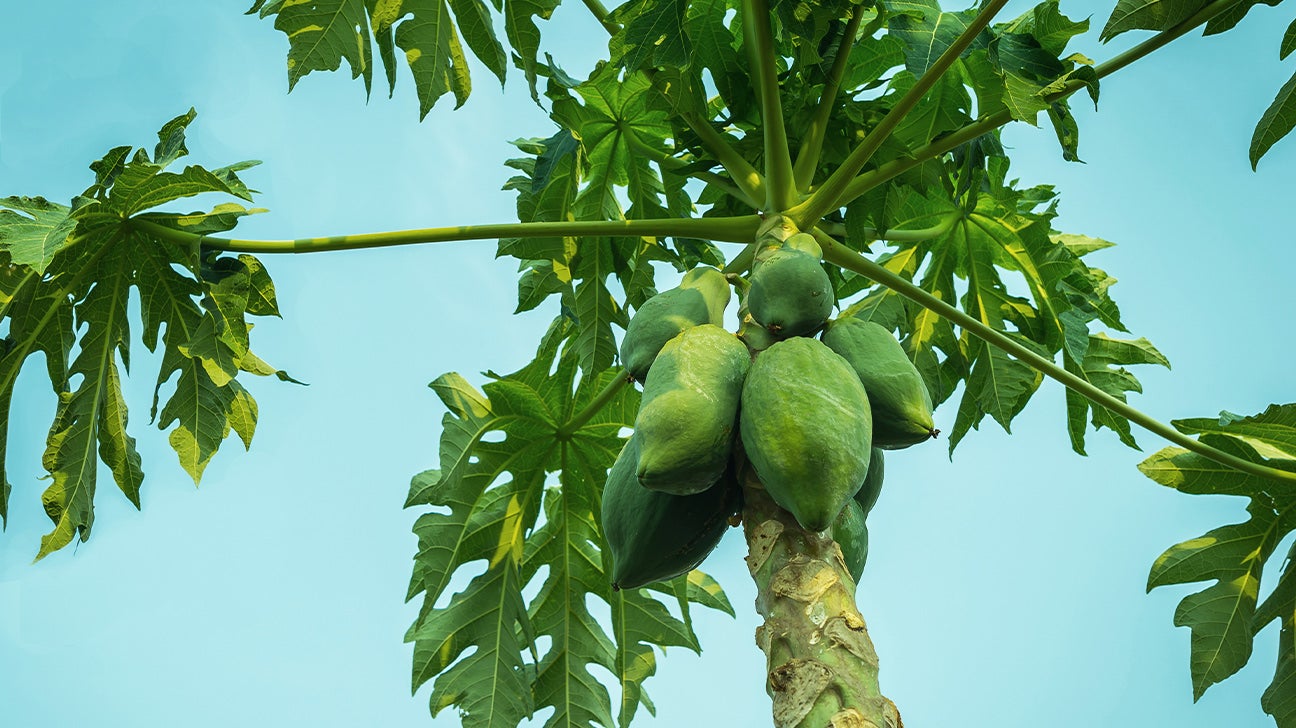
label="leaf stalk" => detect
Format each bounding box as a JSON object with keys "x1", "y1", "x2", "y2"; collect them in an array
[
  {"x1": 742, "y1": 0, "x2": 798, "y2": 211},
  {"x1": 556, "y1": 370, "x2": 631, "y2": 439},
  {"x1": 132, "y1": 215, "x2": 763, "y2": 254}
]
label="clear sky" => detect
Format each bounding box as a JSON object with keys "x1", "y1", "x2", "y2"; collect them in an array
[{"x1": 1, "y1": 1, "x2": 1294, "y2": 726}]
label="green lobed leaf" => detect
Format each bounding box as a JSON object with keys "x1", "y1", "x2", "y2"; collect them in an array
[
  {"x1": 1202, "y1": 0, "x2": 1282, "y2": 36},
  {"x1": 0, "y1": 197, "x2": 79, "y2": 274},
  {"x1": 1148, "y1": 500, "x2": 1296, "y2": 699},
  {"x1": 610, "y1": 0, "x2": 692, "y2": 72},
  {"x1": 1, "y1": 111, "x2": 288, "y2": 557},
  {"x1": 1173, "y1": 405, "x2": 1296, "y2": 460},
  {"x1": 1140, "y1": 404, "x2": 1296, "y2": 711},
  {"x1": 407, "y1": 322, "x2": 731, "y2": 727},
  {"x1": 1251, "y1": 68, "x2": 1296, "y2": 170},
  {"x1": 1100, "y1": 0, "x2": 1212, "y2": 41}
]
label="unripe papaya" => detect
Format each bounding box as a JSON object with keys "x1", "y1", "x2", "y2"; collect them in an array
[
  {"x1": 853, "y1": 447, "x2": 885, "y2": 515},
  {"x1": 832, "y1": 499, "x2": 869, "y2": 583},
  {"x1": 739, "y1": 337, "x2": 873, "y2": 531},
  {"x1": 635, "y1": 325, "x2": 750, "y2": 494},
  {"x1": 821, "y1": 317, "x2": 937, "y2": 449},
  {"x1": 736, "y1": 308, "x2": 777, "y2": 355},
  {"x1": 782, "y1": 232, "x2": 822, "y2": 258},
  {"x1": 620, "y1": 266, "x2": 731, "y2": 382},
  {"x1": 747, "y1": 247, "x2": 834, "y2": 338},
  {"x1": 601, "y1": 436, "x2": 739, "y2": 590}
]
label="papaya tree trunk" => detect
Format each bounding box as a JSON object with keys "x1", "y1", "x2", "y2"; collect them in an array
[{"x1": 741, "y1": 473, "x2": 901, "y2": 728}]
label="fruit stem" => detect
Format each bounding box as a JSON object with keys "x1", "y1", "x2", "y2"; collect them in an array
[
  {"x1": 130, "y1": 214, "x2": 763, "y2": 254},
  {"x1": 556, "y1": 370, "x2": 631, "y2": 439},
  {"x1": 741, "y1": 474, "x2": 901, "y2": 728},
  {"x1": 813, "y1": 229, "x2": 1296, "y2": 490}
]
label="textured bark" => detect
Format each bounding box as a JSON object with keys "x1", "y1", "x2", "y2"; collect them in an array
[{"x1": 741, "y1": 472, "x2": 901, "y2": 728}]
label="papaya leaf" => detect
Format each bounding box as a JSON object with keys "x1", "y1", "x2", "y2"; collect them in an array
[
  {"x1": 250, "y1": 0, "x2": 509, "y2": 116},
  {"x1": 1202, "y1": 0, "x2": 1283, "y2": 36},
  {"x1": 0, "y1": 111, "x2": 288, "y2": 558},
  {"x1": 1283, "y1": 17, "x2": 1296, "y2": 60},
  {"x1": 0, "y1": 196, "x2": 80, "y2": 274},
  {"x1": 1251, "y1": 68, "x2": 1296, "y2": 170},
  {"x1": 609, "y1": 0, "x2": 692, "y2": 73},
  {"x1": 1100, "y1": 0, "x2": 1213, "y2": 42},
  {"x1": 1173, "y1": 405, "x2": 1296, "y2": 460},
  {"x1": 1147, "y1": 500, "x2": 1296, "y2": 700},
  {"x1": 1140, "y1": 405, "x2": 1296, "y2": 712},
  {"x1": 1063, "y1": 333, "x2": 1169, "y2": 454},
  {"x1": 407, "y1": 321, "x2": 732, "y2": 727}
]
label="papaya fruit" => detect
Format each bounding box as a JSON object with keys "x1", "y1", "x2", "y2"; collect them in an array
[
  {"x1": 601, "y1": 436, "x2": 740, "y2": 590},
  {"x1": 832, "y1": 499, "x2": 869, "y2": 583},
  {"x1": 739, "y1": 337, "x2": 873, "y2": 531},
  {"x1": 782, "y1": 232, "x2": 822, "y2": 258},
  {"x1": 736, "y1": 307, "x2": 777, "y2": 355},
  {"x1": 821, "y1": 317, "x2": 937, "y2": 449},
  {"x1": 747, "y1": 247, "x2": 834, "y2": 338},
  {"x1": 635, "y1": 324, "x2": 750, "y2": 494},
  {"x1": 853, "y1": 447, "x2": 885, "y2": 515},
  {"x1": 620, "y1": 266, "x2": 731, "y2": 382}
]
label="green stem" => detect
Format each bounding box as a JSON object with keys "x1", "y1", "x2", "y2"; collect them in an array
[
  {"x1": 580, "y1": 0, "x2": 620, "y2": 35},
  {"x1": 790, "y1": 0, "x2": 1009, "y2": 230},
  {"x1": 556, "y1": 371, "x2": 631, "y2": 438},
  {"x1": 743, "y1": 0, "x2": 797, "y2": 211},
  {"x1": 722, "y1": 241, "x2": 760, "y2": 275},
  {"x1": 680, "y1": 111, "x2": 768, "y2": 207},
  {"x1": 833, "y1": 0, "x2": 1246, "y2": 209},
  {"x1": 791, "y1": 9, "x2": 865, "y2": 191},
  {"x1": 132, "y1": 215, "x2": 763, "y2": 255},
  {"x1": 823, "y1": 213, "x2": 959, "y2": 247},
  {"x1": 811, "y1": 229, "x2": 1296, "y2": 490}
]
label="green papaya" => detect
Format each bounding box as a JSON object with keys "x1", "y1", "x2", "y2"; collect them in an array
[
  {"x1": 782, "y1": 232, "x2": 823, "y2": 258},
  {"x1": 736, "y1": 307, "x2": 777, "y2": 355},
  {"x1": 739, "y1": 337, "x2": 872, "y2": 531},
  {"x1": 821, "y1": 317, "x2": 937, "y2": 449},
  {"x1": 601, "y1": 436, "x2": 740, "y2": 590},
  {"x1": 853, "y1": 447, "x2": 885, "y2": 515},
  {"x1": 635, "y1": 324, "x2": 750, "y2": 494},
  {"x1": 747, "y1": 248, "x2": 834, "y2": 338},
  {"x1": 620, "y1": 266, "x2": 731, "y2": 382},
  {"x1": 832, "y1": 499, "x2": 869, "y2": 583}
]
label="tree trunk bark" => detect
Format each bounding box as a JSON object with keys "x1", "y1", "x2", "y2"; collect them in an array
[{"x1": 741, "y1": 471, "x2": 902, "y2": 728}]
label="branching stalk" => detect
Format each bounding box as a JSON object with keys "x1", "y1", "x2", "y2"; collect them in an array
[
  {"x1": 792, "y1": 9, "x2": 865, "y2": 191},
  {"x1": 132, "y1": 215, "x2": 763, "y2": 255},
  {"x1": 832, "y1": 0, "x2": 1248, "y2": 209},
  {"x1": 810, "y1": 229, "x2": 1296, "y2": 490},
  {"x1": 556, "y1": 371, "x2": 631, "y2": 439},
  {"x1": 743, "y1": 0, "x2": 798, "y2": 211},
  {"x1": 790, "y1": 0, "x2": 1009, "y2": 230}
]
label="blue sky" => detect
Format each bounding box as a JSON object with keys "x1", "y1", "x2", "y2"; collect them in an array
[{"x1": 1, "y1": 1, "x2": 1294, "y2": 726}]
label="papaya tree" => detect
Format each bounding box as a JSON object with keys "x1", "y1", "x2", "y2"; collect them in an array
[{"x1": 3, "y1": 0, "x2": 1296, "y2": 726}]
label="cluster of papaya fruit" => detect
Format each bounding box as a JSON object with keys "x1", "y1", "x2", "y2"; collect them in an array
[{"x1": 601, "y1": 233, "x2": 937, "y2": 591}]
